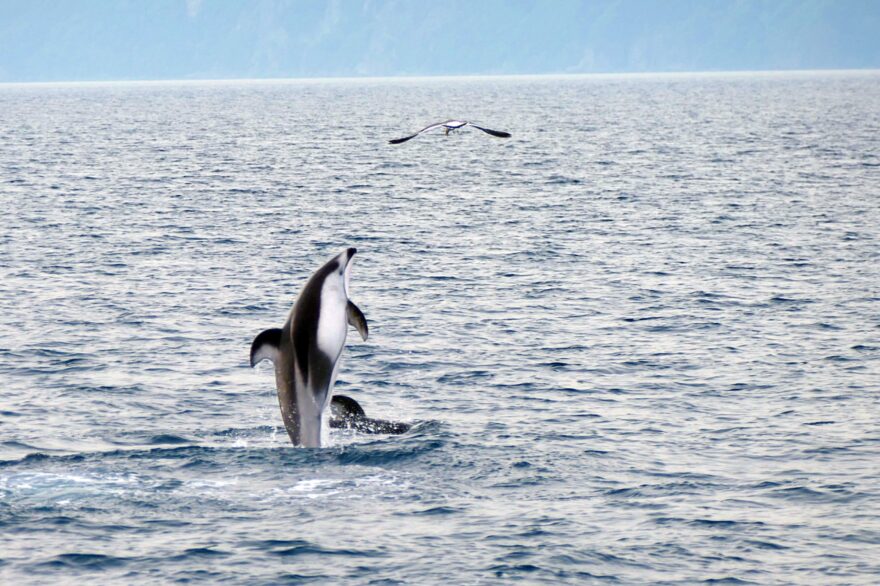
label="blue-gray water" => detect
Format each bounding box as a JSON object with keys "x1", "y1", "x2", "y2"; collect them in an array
[{"x1": 1, "y1": 72, "x2": 879, "y2": 584}]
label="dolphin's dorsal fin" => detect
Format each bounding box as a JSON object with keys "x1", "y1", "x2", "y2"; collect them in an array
[
  {"x1": 331, "y1": 394, "x2": 366, "y2": 420},
  {"x1": 347, "y1": 301, "x2": 368, "y2": 341},
  {"x1": 250, "y1": 328, "x2": 282, "y2": 366}
]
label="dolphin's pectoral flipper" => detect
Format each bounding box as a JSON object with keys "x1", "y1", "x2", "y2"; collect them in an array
[
  {"x1": 250, "y1": 328, "x2": 283, "y2": 366},
  {"x1": 347, "y1": 301, "x2": 368, "y2": 341}
]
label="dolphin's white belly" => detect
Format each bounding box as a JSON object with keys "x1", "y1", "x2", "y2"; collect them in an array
[
  {"x1": 317, "y1": 283, "x2": 348, "y2": 359},
  {"x1": 295, "y1": 284, "x2": 348, "y2": 447}
]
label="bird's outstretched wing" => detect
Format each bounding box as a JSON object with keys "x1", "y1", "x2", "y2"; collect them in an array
[
  {"x1": 388, "y1": 133, "x2": 420, "y2": 144},
  {"x1": 467, "y1": 123, "x2": 511, "y2": 138},
  {"x1": 388, "y1": 121, "x2": 449, "y2": 144}
]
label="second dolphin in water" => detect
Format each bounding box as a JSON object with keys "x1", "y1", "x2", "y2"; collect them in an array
[
  {"x1": 330, "y1": 395, "x2": 411, "y2": 435},
  {"x1": 250, "y1": 248, "x2": 368, "y2": 447}
]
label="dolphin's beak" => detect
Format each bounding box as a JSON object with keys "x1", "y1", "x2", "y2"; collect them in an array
[
  {"x1": 342, "y1": 247, "x2": 357, "y2": 270},
  {"x1": 343, "y1": 247, "x2": 357, "y2": 293}
]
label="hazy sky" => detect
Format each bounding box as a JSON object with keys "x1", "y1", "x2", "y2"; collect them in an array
[{"x1": 1, "y1": 0, "x2": 879, "y2": 82}]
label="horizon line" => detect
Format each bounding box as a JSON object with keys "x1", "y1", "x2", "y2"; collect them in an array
[{"x1": 2, "y1": 67, "x2": 879, "y2": 87}]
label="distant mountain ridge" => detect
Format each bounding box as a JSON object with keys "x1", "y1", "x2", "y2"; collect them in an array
[{"x1": 1, "y1": 0, "x2": 878, "y2": 82}]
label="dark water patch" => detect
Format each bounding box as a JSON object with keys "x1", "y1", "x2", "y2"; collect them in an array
[
  {"x1": 2, "y1": 444, "x2": 317, "y2": 470},
  {"x1": 538, "y1": 361, "x2": 570, "y2": 370},
  {"x1": 165, "y1": 547, "x2": 231, "y2": 562},
  {"x1": 156, "y1": 479, "x2": 184, "y2": 491},
  {"x1": 266, "y1": 542, "x2": 386, "y2": 558},
  {"x1": 622, "y1": 316, "x2": 663, "y2": 322},
  {"x1": 769, "y1": 295, "x2": 814, "y2": 305},
  {"x1": 436, "y1": 370, "x2": 493, "y2": 383},
  {"x1": 269, "y1": 573, "x2": 328, "y2": 583},
  {"x1": 824, "y1": 354, "x2": 857, "y2": 363},
  {"x1": 2, "y1": 440, "x2": 44, "y2": 452},
  {"x1": 215, "y1": 425, "x2": 282, "y2": 438},
  {"x1": 491, "y1": 473, "x2": 559, "y2": 488},
  {"x1": 766, "y1": 486, "x2": 843, "y2": 502},
  {"x1": 546, "y1": 174, "x2": 582, "y2": 184},
  {"x1": 148, "y1": 434, "x2": 192, "y2": 445},
  {"x1": 689, "y1": 519, "x2": 765, "y2": 529},
  {"x1": 558, "y1": 387, "x2": 599, "y2": 396},
  {"x1": 334, "y1": 438, "x2": 445, "y2": 466},
  {"x1": 0, "y1": 452, "x2": 84, "y2": 468},
  {"x1": 490, "y1": 563, "x2": 541, "y2": 577},
  {"x1": 851, "y1": 344, "x2": 877, "y2": 352},
  {"x1": 743, "y1": 539, "x2": 788, "y2": 550},
  {"x1": 33, "y1": 552, "x2": 130, "y2": 571},
  {"x1": 143, "y1": 519, "x2": 191, "y2": 528},
  {"x1": 408, "y1": 505, "x2": 461, "y2": 516},
  {"x1": 606, "y1": 479, "x2": 718, "y2": 499}
]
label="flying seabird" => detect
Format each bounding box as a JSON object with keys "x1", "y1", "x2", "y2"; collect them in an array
[{"x1": 389, "y1": 120, "x2": 511, "y2": 144}]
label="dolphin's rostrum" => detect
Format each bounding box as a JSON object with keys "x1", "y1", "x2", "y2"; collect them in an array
[{"x1": 250, "y1": 248, "x2": 368, "y2": 447}]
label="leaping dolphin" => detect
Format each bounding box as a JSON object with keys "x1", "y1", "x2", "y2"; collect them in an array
[
  {"x1": 389, "y1": 120, "x2": 511, "y2": 144},
  {"x1": 250, "y1": 248, "x2": 368, "y2": 447}
]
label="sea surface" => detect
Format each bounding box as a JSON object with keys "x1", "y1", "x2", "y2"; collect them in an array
[{"x1": 1, "y1": 72, "x2": 879, "y2": 584}]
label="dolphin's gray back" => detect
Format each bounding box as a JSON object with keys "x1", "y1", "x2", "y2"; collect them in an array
[{"x1": 274, "y1": 320, "x2": 301, "y2": 445}]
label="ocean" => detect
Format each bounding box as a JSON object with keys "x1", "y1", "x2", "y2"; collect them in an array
[{"x1": 1, "y1": 71, "x2": 879, "y2": 584}]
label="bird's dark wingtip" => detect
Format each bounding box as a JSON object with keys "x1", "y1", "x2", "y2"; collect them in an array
[{"x1": 470, "y1": 124, "x2": 511, "y2": 139}]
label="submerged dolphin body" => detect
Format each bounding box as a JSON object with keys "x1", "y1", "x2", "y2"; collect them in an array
[
  {"x1": 330, "y1": 395, "x2": 411, "y2": 435},
  {"x1": 250, "y1": 248, "x2": 368, "y2": 447}
]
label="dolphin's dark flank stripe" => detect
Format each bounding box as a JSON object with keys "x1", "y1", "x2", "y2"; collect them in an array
[{"x1": 291, "y1": 257, "x2": 339, "y2": 383}]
